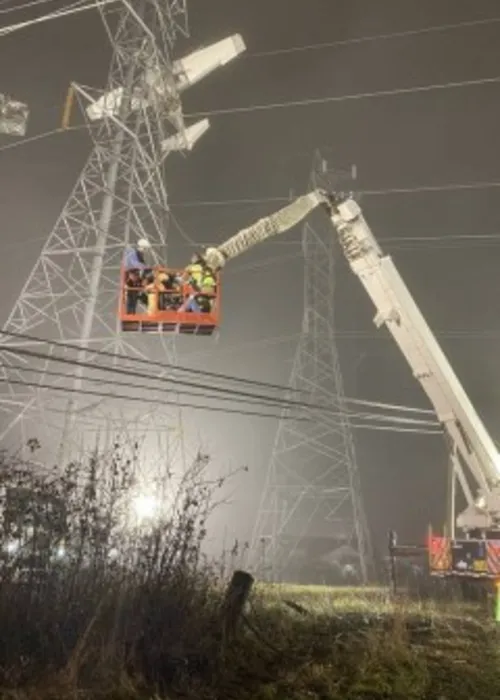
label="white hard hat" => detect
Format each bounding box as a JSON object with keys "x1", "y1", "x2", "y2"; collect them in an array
[{"x1": 137, "y1": 238, "x2": 151, "y2": 250}]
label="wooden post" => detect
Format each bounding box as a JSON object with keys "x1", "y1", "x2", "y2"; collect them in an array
[
  {"x1": 388, "y1": 530, "x2": 398, "y2": 596},
  {"x1": 221, "y1": 570, "x2": 254, "y2": 642}
]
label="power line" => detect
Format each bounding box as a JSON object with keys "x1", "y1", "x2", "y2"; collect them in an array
[
  {"x1": 186, "y1": 75, "x2": 500, "y2": 119},
  {"x1": 0, "y1": 375, "x2": 309, "y2": 422},
  {"x1": 248, "y1": 15, "x2": 500, "y2": 58},
  {"x1": 0, "y1": 329, "x2": 310, "y2": 397},
  {"x1": 0, "y1": 125, "x2": 87, "y2": 153},
  {"x1": 0, "y1": 0, "x2": 119, "y2": 36},
  {"x1": 4, "y1": 360, "x2": 439, "y2": 432},
  {"x1": 171, "y1": 179, "x2": 500, "y2": 208},
  {"x1": 0, "y1": 328, "x2": 435, "y2": 417},
  {"x1": 0, "y1": 0, "x2": 85, "y2": 16},
  {"x1": 0, "y1": 375, "x2": 442, "y2": 435},
  {"x1": 1, "y1": 342, "x2": 439, "y2": 425}
]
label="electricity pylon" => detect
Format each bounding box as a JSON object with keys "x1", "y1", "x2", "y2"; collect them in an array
[
  {"x1": 251, "y1": 152, "x2": 371, "y2": 583},
  {"x1": 0, "y1": 0, "x2": 244, "y2": 468}
]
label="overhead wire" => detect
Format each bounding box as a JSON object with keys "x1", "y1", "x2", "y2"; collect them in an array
[
  {"x1": 3, "y1": 360, "x2": 440, "y2": 431},
  {"x1": 0, "y1": 337, "x2": 439, "y2": 425},
  {"x1": 248, "y1": 15, "x2": 500, "y2": 58},
  {"x1": 3, "y1": 228, "x2": 500, "y2": 257},
  {"x1": 0, "y1": 0, "x2": 87, "y2": 15},
  {"x1": 0, "y1": 125, "x2": 88, "y2": 153},
  {"x1": 0, "y1": 0, "x2": 119, "y2": 36},
  {"x1": 186, "y1": 75, "x2": 500, "y2": 119},
  {"x1": 0, "y1": 375, "x2": 443, "y2": 434},
  {"x1": 171, "y1": 180, "x2": 500, "y2": 208},
  {"x1": 0, "y1": 375, "x2": 309, "y2": 422}
]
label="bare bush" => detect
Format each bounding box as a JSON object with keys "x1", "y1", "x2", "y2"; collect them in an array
[{"x1": 0, "y1": 444, "x2": 239, "y2": 693}]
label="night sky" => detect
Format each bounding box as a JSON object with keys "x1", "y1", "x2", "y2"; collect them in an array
[{"x1": 2, "y1": 0, "x2": 500, "y2": 556}]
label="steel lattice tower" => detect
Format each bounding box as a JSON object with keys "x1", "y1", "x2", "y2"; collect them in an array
[
  {"x1": 251, "y1": 153, "x2": 371, "y2": 584},
  {"x1": 0, "y1": 1, "x2": 243, "y2": 469}
]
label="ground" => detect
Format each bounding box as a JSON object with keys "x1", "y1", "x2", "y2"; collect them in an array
[
  {"x1": 221, "y1": 582, "x2": 499, "y2": 700},
  {"x1": 2, "y1": 581, "x2": 499, "y2": 700}
]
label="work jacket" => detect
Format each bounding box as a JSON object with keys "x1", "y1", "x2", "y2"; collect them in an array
[{"x1": 186, "y1": 262, "x2": 203, "y2": 284}]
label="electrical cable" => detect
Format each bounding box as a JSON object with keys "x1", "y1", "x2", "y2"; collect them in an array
[
  {"x1": 0, "y1": 345, "x2": 440, "y2": 427},
  {"x1": 0, "y1": 0, "x2": 119, "y2": 36},
  {"x1": 7, "y1": 362, "x2": 442, "y2": 434},
  {"x1": 248, "y1": 15, "x2": 500, "y2": 58},
  {"x1": 0, "y1": 376, "x2": 310, "y2": 422},
  {"x1": 186, "y1": 75, "x2": 500, "y2": 119},
  {"x1": 0, "y1": 125, "x2": 88, "y2": 153},
  {"x1": 0, "y1": 0, "x2": 86, "y2": 15},
  {"x1": 0, "y1": 375, "x2": 442, "y2": 435},
  {"x1": 0, "y1": 328, "x2": 436, "y2": 417},
  {"x1": 171, "y1": 179, "x2": 500, "y2": 208}
]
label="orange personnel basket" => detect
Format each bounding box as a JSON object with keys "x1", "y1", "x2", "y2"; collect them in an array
[{"x1": 119, "y1": 266, "x2": 220, "y2": 336}]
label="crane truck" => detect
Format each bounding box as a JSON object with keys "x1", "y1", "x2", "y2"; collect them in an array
[
  {"x1": 119, "y1": 188, "x2": 500, "y2": 577},
  {"x1": 196, "y1": 190, "x2": 500, "y2": 580}
]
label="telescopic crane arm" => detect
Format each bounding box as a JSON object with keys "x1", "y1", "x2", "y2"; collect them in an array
[
  {"x1": 203, "y1": 191, "x2": 327, "y2": 271},
  {"x1": 199, "y1": 190, "x2": 500, "y2": 532}
]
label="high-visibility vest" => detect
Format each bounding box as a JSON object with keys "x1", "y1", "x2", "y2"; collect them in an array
[
  {"x1": 201, "y1": 273, "x2": 216, "y2": 292},
  {"x1": 186, "y1": 263, "x2": 203, "y2": 286},
  {"x1": 145, "y1": 282, "x2": 158, "y2": 315}
]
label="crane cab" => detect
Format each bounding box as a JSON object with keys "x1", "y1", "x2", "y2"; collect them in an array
[{"x1": 119, "y1": 266, "x2": 219, "y2": 336}]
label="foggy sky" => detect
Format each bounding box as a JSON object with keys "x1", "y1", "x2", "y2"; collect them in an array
[{"x1": 1, "y1": 0, "x2": 500, "y2": 553}]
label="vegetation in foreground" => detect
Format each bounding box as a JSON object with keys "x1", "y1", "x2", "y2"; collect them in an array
[{"x1": 0, "y1": 447, "x2": 498, "y2": 699}]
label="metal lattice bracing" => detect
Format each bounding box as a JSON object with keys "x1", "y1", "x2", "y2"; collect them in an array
[
  {"x1": 251, "y1": 153, "x2": 371, "y2": 584},
  {"x1": 0, "y1": 1, "x2": 192, "y2": 467}
]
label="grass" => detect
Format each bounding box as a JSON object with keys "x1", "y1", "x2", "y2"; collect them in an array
[
  {"x1": 0, "y1": 447, "x2": 499, "y2": 699},
  {"x1": 1, "y1": 579, "x2": 498, "y2": 700},
  {"x1": 238, "y1": 582, "x2": 500, "y2": 700}
]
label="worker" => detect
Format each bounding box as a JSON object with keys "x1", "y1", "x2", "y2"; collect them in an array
[
  {"x1": 124, "y1": 270, "x2": 143, "y2": 314},
  {"x1": 184, "y1": 253, "x2": 204, "y2": 289},
  {"x1": 197, "y1": 267, "x2": 216, "y2": 312},
  {"x1": 143, "y1": 271, "x2": 159, "y2": 316},
  {"x1": 123, "y1": 238, "x2": 152, "y2": 274},
  {"x1": 123, "y1": 239, "x2": 152, "y2": 314},
  {"x1": 157, "y1": 270, "x2": 182, "y2": 310}
]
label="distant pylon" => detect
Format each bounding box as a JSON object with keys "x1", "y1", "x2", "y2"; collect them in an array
[
  {"x1": 0, "y1": 1, "x2": 244, "y2": 469},
  {"x1": 251, "y1": 151, "x2": 372, "y2": 584}
]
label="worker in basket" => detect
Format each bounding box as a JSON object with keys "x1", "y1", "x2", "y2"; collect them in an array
[
  {"x1": 180, "y1": 254, "x2": 216, "y2": 313},
  {"x1": 156, "y1": 270, "x2": 183, "y2": 311},
  {"x1": 197, "y1": 266, "x2": 216, "y2": 312},
  {"x1": 184, "y1": 253, "x2": 204, "y2": 288},
  {"x1": 123, "y1": 238, "x2": 153, "y2": 314}
]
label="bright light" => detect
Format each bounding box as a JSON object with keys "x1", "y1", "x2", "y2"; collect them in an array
[
  {"x1": 56, "y1": 545, "x2": 65, "y2": 559},
  {"x1": 132, "y1": 494, "x2": 158, "y2": 522},
  {"x1": 476, "y1": 494, "x2": 487, "y2": 510},
  {"x1": 5, "y1": 540, "x2": 18, "y2": 554}
]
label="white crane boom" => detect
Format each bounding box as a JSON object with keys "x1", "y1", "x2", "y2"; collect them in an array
[{"x1": 201, "y1": 191, "x2": 500, "y2": 532}]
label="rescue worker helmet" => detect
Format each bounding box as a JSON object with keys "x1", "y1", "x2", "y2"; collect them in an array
[{"x1": 137, "y1": 238, "x2": 151, "y2": 251}]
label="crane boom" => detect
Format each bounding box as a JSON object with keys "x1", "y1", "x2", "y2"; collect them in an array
[
  {"x1": 200, "y1": 190, "x2": 500, "y2": 533},
  {"x1": 203, "y1": 192, "x2": 327, "y2": 271},
  {"x1": 326, "y1": 194, "x2": 500, "y2": 532}
]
